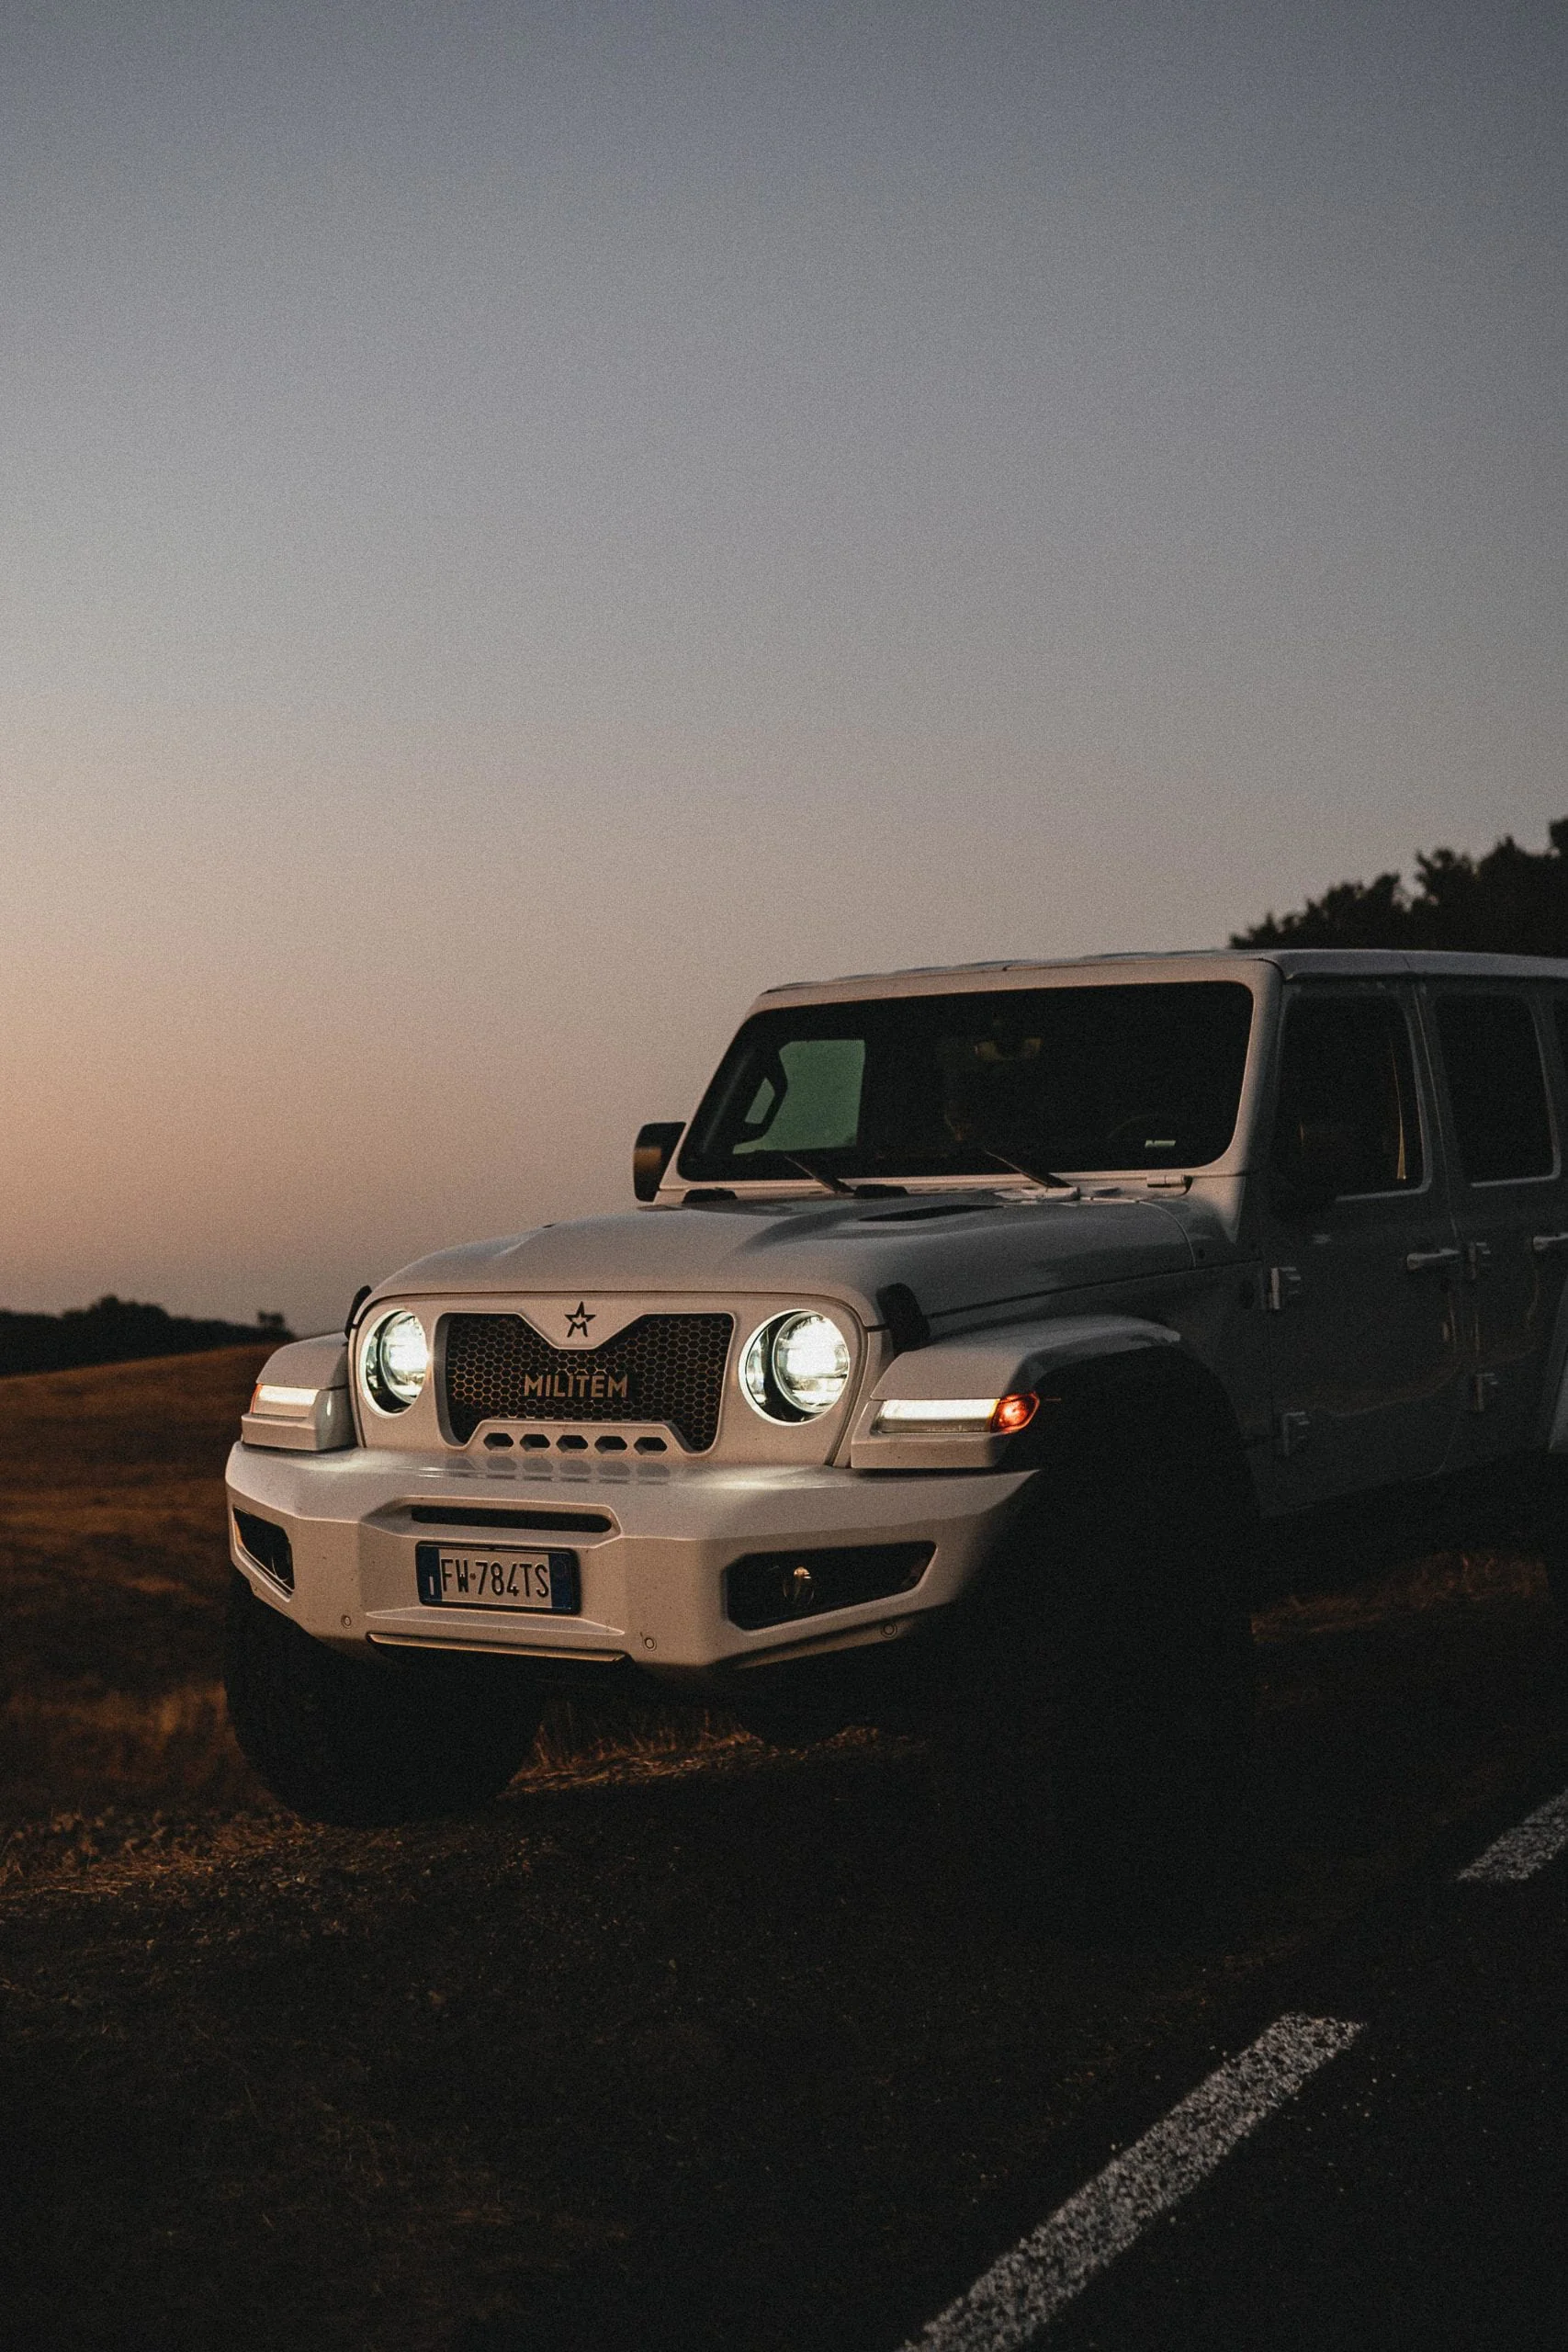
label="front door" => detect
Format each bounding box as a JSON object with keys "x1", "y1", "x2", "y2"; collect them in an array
[
  {"x1": 1260, "y1": 981, "x2": 1463, "y2": 1510},
  {"x1": 1426, "y1": 984, "x2": 1568, "y2": 1466}
]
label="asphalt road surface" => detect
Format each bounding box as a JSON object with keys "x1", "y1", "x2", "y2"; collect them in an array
[{"x1": 891, "y1": 1782, "x2": 1568, "y2": 2352}]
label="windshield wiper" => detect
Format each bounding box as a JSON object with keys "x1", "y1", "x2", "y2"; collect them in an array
[
  {"x1": 971, "y1": 1144, "x2": 1075, "y2": 1191},
  {"x1": 770, "y1": 1144, "x2": 1066, "y2": 1195},
  {"x1": 775, "y1": 1151, "x2": 857, "y2": 1196}
]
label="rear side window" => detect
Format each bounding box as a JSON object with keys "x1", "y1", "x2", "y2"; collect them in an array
[
  {"x1": 1435, "y1": 994, "x2": 1554, "y2": 1184},
  {"x1": 1271, "y1": 993, "x2": 1425, "y2": 1195}
]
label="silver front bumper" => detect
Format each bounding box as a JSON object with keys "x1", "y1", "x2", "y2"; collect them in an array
[{"x1": 225, "y1": 1442, "x2": 1032, "y2": 1677}]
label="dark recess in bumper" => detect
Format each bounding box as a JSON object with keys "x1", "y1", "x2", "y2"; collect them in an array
[
  {"x1": 234, "y1": 1510, "x2": 295, "y2": 1593},
  {"x1": 724, "y1": 1543, "x2": 932, "y2": 1631}
]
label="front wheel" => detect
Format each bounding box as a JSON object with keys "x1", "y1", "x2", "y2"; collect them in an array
[
  {"x1": 1536, "y1": 1453, "x2": 1568, "y2": 1611},
  {"x1": 933, "y1": 1414, "x2": 1257, "y2": 1910},
  {"x1": 224, "y1": 1573, "x2": 543, "y2": 1825}
]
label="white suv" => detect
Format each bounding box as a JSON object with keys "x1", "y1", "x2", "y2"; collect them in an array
[{"x1": 224, "y1": 949, "x2": 1568, "y2": 1849}]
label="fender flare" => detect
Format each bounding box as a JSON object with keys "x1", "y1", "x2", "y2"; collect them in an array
[
  {"x1": 851, "y1": 1314, "x2": 1258, "y2": 1623},
  {"x1": 849, "y1": 1312, "x2": 1241, "y2": 1475}
]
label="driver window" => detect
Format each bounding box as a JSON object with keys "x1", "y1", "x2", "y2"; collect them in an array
[{"x1": 1271, "y1": 993, "x2": 1425, "y2": 1197}]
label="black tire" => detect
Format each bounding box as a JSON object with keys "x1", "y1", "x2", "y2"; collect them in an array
[
  {"x1": 1535, "y1": 1454, "x2": 1568, "y2": 1611},
  {"x1": 223, "y1": 1573, "x2": 544, "y2": 1826},
  {"x1": 1542, "y1": 1533, "x2": 1568, "y2": 1614},
  {"x1": 932, "y1": 1383, "x2": 1257, "y2": 1909}
]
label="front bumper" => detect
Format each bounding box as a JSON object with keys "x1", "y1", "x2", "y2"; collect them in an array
[{"x1": 225, "y1": 1441, "x2": 1033, "y2": 1679}]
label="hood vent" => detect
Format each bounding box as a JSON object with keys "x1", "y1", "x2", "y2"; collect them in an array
[{"x1": 863, "y1": 1200, "x2": 998, "y2": 1224}]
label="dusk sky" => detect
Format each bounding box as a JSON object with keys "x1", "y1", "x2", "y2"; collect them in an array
[{"x1": 4, "y1": 0, "x2": 1564, "y2": 1334}]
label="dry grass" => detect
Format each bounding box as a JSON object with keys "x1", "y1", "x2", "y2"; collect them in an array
[
  {"x1": 0, "y1": 1347, "x2": 279, "y2": 1814},
  {"x1": 0, "y1": 1348, "x2": 267, "y2": 1670},
  {"x1": 0, "y1": 1678, "x2": 254, "y2": 1810},
  {"x1": 1254, "y1": 1543, "x2": 1547, "y2": 1641}
]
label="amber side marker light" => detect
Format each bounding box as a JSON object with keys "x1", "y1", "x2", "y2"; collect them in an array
[
  {"x1": 871, "y1": 1392, "x2": 1040, "y2": 1436},
  {"x1": 991, "y1": 1391, "x2": 1040, "y2": 1433}
]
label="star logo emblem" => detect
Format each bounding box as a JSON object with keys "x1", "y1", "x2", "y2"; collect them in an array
[{"x1": 565, "y1": 1300, "x2": 595, "y2": 1339}]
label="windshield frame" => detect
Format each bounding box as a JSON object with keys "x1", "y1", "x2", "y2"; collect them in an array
[{"x1": 671, "y1": 960, "x2": 1277, "y2": 1196}]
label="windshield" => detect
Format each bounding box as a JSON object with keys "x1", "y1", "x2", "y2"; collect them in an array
[{"x1": 679, "y1": 981, "x2": 1256, "y2": 1185}]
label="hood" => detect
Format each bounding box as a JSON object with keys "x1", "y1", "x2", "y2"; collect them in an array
[{"x1": 375, "y1": 1191, "x2": 1199, "y2": 1334}]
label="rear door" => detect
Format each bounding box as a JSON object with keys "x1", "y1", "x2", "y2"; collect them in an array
[
  {"x1": 1424, "y1": 983, "x2": 1568, "y2": 1464},
  {"x1": 1260, "y1": 980, "x2": 1463, "y2": 1509}
]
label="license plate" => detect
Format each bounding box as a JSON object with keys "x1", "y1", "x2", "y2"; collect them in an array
[{"x1": 414, "y1": 1542, "x2": 579, "y2": 1613}]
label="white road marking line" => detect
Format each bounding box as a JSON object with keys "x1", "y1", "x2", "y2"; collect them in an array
[
  {"x1": 900, "y1": 2012, "x2": 1364, "y2": 2352},
  {"x1": 1456, "y1": 1788, "x2": 1568, "y2": 1883}
]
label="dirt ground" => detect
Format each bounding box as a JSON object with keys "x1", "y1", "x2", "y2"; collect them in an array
[{"x1": 2, "y1": 1351, "x2": 1565, "y2": 2350}]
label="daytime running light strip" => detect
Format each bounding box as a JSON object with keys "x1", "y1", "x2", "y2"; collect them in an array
[
  {"x1": 874, "y1": 1397, "x2": 1001, "y2": 1426},
  {"x1": 254, "y1": 1385, "x2": 319, "y2": 1413}
]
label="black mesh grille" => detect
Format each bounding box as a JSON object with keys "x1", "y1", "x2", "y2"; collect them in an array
[{"x1": 442, "y1": 1313, "x2": 734, "y2": 1451}]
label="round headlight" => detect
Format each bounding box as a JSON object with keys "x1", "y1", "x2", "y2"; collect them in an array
[
  {"x1": 362, "y1": 1310, "x2": 429, "y2": 1412},
  {"x1": 741, "y1": 1311, "x2": 852, "y2": 1423}
]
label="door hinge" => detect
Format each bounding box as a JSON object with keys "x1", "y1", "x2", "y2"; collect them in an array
[
  {"x1": 1267, "y1": 1264, "x2": 1303, "y2": 1312},
  {"x1": 1465, "y1": 1240, "x2": 1494, "y2": 1281},
  {"x1": 1469, "y1": 1372, "x2": 1501, "y2": 1415},
  {"x1": 1276, "y1": 1408, "x2": 1312, "y2": 1457}
]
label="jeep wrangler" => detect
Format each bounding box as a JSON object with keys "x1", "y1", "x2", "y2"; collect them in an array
[{"x1": 224, "y1": 949, "x2": 1568, "y2": 1853}]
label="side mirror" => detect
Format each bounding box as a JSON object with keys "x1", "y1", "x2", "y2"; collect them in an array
[{"x1": 633, "y1": 1122, "x2": 684, "y2": 1203}]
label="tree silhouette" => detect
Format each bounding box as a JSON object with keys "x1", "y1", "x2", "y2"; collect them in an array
[
  {"x1": 1232, "y1": 820, "x2": 1568, "y2": 957},
  {"x1": 0, "y1": 1299, "x2": 294, "y2": 1378}
]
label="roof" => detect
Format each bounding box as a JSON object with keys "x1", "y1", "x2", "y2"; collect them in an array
[
  {"x1": 1252, "y1": 947, "x2": 1568, "y2": 978},
  {"x1": 754, "y1": 944, "x2": 1568, "y2": 1009}
]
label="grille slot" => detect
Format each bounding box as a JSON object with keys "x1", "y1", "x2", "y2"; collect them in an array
[
  {"x1": 442, "y1": 1313, "x2": 734, "y2": 1451},
  {"x1": 409, "y1": 1505, "x2": 615, "y2": 1535}
]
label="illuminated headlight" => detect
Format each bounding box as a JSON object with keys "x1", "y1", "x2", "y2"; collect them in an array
[
  {"x1": 741, "y1": 1311, "x2": 852, "y2": 1422},
  {"x1": 361, "y1": 1310, "x2": 430, "y2": 1413},
  {"x1": 871, "y1": 1393, "x2": 1039, "y2": 1435}
]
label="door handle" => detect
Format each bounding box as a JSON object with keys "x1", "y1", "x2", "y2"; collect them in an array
[
  {"x1": 1533, "y1": 1232, "x2": 1568, "y2": 1255},
  {"x1": 1267, "y1": 1265, "x2": 1303, "y2": 1311},
  {"x1": 1405, "y1": 1246, "x2": 1461, "y2": 1273}
]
